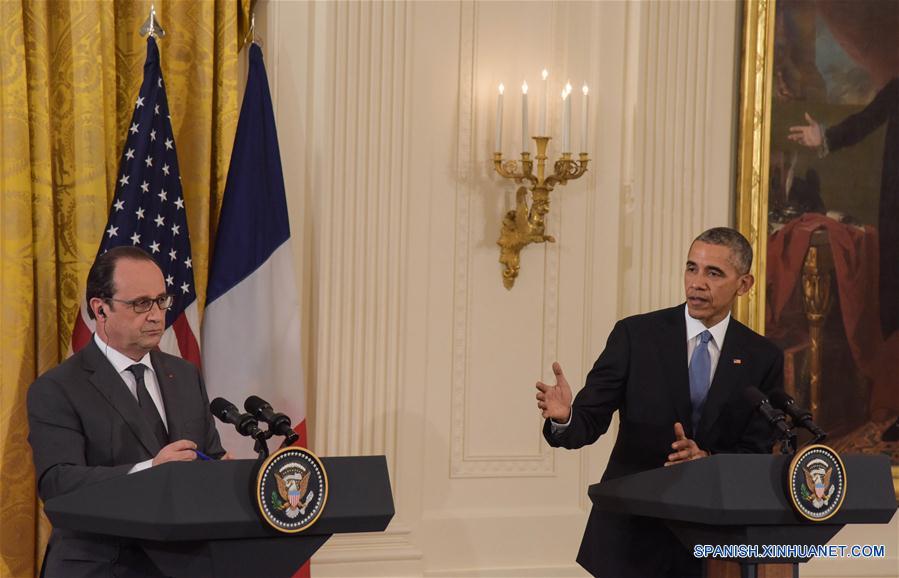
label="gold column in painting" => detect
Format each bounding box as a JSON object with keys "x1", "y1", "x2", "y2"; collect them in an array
[{"x1": 800, "y1": 243, "x2": 834, "y2": 418}]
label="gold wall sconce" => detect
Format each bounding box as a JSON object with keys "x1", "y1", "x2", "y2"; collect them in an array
[{"x1": 493, "y1": 74, "x2": 590, "y2": 289}]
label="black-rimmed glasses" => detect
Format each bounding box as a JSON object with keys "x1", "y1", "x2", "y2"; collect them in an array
[{"x1": 106, "y1": 294, "x2": 175, "y2": 313}]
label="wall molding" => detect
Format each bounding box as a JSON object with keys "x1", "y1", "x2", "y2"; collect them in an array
[
  {"x1": 449, "y1": 0, "x2": 554, "y2": 479},
  {"x1": 309, "y1": 2, "x2": 408, "y2": 477},
  {"x1": 620, "y1": 0, "x2": 730, "y2": 318},
  {"x1": 295, "y1": 1, "x2": 420, "y2": 563},
  {"x1": 312, "y1": 522, "x2": 422, "y2": 564}
]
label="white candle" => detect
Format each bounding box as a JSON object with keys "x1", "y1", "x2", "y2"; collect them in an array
[
  {"x1": 539, "y1": 69, "x2": 548, "y2": 135},
  {"x1": 495, "y1": 83, "x2": 504, "y2": 152},
  {"x1": 581, "y1": 83, "x2": 589, "y2": 153},
  {"x1": 521, "y1": 81, "x2": 529, "y2": 153},
  {"x1": 561, "y1": 88, "x2": 569, "y2": 152},
  {"x1": 563, "y1": 82, "x2": 572, "y2": 152},
  {"x1": 565, "y1": 83, "x2": 573, "y2": 152}
]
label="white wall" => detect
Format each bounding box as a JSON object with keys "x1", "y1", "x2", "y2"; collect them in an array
[{"x1": 254, "y1": 1, "x2": 897, "y2": 576}]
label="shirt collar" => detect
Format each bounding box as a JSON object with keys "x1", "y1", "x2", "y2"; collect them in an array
[
  {"x1": 684, "y1": 304, "x2": 730, "y2": 347},
  {"x1": 93, "y1": 333, "x2": 153, "y2": 374}
]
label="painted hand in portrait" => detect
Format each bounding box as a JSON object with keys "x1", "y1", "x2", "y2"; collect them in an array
[{"x1": 765, "y1": 0, "x2": 899, "y2": 460}]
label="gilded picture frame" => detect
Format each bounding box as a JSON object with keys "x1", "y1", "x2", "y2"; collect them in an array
[{"x1": 734, "y1": 0, "x2": 899, "y2": 496}]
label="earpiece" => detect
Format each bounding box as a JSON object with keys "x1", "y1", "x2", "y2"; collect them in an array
[{"x1": 98, "y1": 307, "x2": 107, "y2": 319}]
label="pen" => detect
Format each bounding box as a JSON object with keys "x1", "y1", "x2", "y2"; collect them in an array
[{"x1": 193, "y1": 449, "x2": 213, "y2": 461}]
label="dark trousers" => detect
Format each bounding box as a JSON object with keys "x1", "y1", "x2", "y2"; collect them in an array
[
  {"x1": 41, "y1": 533, "x2": 167, "y2": 578},
  {"x1": 577, "y1": 508, "x2": 701, "y2": 578}
]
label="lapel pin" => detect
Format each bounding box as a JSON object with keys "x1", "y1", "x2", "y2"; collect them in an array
[{"x1": 733, "y1": 358, "x2": 742, "y2": 365}]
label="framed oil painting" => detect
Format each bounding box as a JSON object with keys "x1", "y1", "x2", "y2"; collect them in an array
[{"x1": 735, "y1": 0, "x2": 899, "y2": 494}]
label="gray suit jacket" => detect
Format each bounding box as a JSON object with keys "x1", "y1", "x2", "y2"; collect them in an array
[{"x1": 28, "y1": 337, "x2": 224, "y2": 575}]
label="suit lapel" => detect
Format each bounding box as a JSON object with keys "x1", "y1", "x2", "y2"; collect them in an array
[
  {"x1": 696, "y1": 321, "x2": 744, "y2": 441},
  {"x1": 660, "y1": 305, "x2": 693, "y2": 435},
  {"x1": 151, "y1": 351, "x2": 184, "y2": 443},
  {"x1": 82, "y1": 339, "x2": 162, "y2": 456}
]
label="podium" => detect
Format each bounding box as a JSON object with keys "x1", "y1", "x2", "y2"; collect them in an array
[
  {"x1": 43, "y1": 456, "x2": 394, "y2": 578},
  {"x1": 589, "y1": 454, "x2": 896, "y2": 578}
]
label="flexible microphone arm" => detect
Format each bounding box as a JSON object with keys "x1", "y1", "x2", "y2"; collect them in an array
[
  {"x1": 210, "y1": 397, "x2": 270, "y2": 458},
  {"x1": 768, "y1": 390, "x2": 827, "y2": 444},
  {"x1": 743, "y1": 387, "x2": 795, "y2": 455},
  {"x1": 244, "y1": 395, "x2": 300, "y2": 446},
  {"x1": 210, "y1": 397, "x2": 263, "y2": 438}
]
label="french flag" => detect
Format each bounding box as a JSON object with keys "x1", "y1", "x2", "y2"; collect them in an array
[{"x1": 202, "y1": 42, "x2": 306, "y2": 460}]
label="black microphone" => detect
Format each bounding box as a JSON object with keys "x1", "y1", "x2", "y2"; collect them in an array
[
  {"x1": 210, "y1": 397, "x2": 263, "y2": 438},
  {"x1": 244, "y1": 395, "x2": 299, "y2": 445},
  {"x1": 742, "y1": 387, "x2": 792, "y2": 438},
  {"x1": 768, "y1": 390, "x2": 827, "y2": 442}
]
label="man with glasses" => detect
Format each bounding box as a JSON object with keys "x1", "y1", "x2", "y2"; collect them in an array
[{"x1": 27, "y1": 246, "x2": 225, "y2": 577}]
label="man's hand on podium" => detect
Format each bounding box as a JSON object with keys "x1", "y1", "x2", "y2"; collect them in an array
[
  {"x1": 152, "y1": 439, "x2": 199, "y2": 466},
  {"x1": 536, "y1": 362, "x2": 573, "y2": 423},
  {"x1": 665, "y1": 422, "x2": 709, "y2": 466}
]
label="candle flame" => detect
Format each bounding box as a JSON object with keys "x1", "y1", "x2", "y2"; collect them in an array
[
  {"x1": 498, "y1": 83, "x2": 505, "y2": 95},
  {"x1": 522, "y1": 81, "x2": 528, "y2": 94},
  {"x1": 542, "y1": 69, "x2": 548, "y2": 80},
  {"x1": 582, "y1": 83, "x2": 589, "y2": 96},
  {"x1": 565, "y1": 81, "x2": 573, "y2": 95},
  {"x1": 561, "y1": 89, "x2": 568, "y2": 100}
]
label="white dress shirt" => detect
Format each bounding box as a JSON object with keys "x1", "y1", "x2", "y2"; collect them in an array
[
  {"x1": 551, "y1": 305, "x2": 731, "y2": 433},
  {"x1": 93, "y1": 333, "x2": 168, "y2": 472}
]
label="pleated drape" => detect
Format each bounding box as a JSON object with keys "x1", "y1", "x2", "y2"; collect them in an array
[{"x1": 0, "y1": 1, "x2": 250, "y2": 574}]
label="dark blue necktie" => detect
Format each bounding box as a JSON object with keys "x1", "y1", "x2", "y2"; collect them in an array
[{"x1": 689, "y1": 330, "x2": 713, "y2": 433}]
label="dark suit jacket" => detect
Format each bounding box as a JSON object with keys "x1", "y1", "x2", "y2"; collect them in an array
[
  {"x1": 543, "y1": 305, "x2": 784, "y2": 578},
  {"x1": 28, "y1": 337, "x2": 225, "y2": 577},
  {"x1": 826, "y1": 77, "x2": 899, "y2": 336}
]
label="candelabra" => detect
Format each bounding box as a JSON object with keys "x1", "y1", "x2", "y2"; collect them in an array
[{"x1": 494, "y1": 136, "x2": 588, "y2": 289}]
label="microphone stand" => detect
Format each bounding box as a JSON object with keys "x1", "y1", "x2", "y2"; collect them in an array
[
  {"x1": 253, "y1": 430, "x2": 275, "y2": 459},
  {"x1": 778, "y1": 430, "x2": 796, "y2": 456},
  {"x1": 252, "y1": 427, "x2": 298, "y2": 459}
]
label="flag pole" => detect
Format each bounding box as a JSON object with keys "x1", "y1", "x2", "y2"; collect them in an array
[
  {"x1": 243, "y1": 12, "x2": 262, "y2": 50},
  {"x1": 140, "y1": 3, "x2": 166, "y2": 39}
]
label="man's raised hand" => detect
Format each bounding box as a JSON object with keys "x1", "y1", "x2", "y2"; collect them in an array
[
  {"x1": 788, "y1": 112, "x2": 824, "y2": 148},
  {"x1": 536, "y1": 362, "x2": 573, "y2": 422}
]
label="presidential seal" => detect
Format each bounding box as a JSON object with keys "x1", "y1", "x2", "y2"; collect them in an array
[
  {"x1": 255, "y1": 447, "x2": 328, "y2": 533},
  {"x1": 787, "y1": 444, "x2": 846, "y2": 522}
]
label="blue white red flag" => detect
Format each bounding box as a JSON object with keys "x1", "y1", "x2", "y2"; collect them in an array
[{"x1": 202, "y1": 43, "x2": 306, "y2": 457}]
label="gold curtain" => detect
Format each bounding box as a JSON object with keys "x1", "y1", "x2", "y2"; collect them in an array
[{"x1": 0, "y1": 1, "x2": 249, "y2": 575}]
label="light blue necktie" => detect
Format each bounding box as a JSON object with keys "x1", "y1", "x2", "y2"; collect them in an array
[{"x1": 689, "y1": 330, "x2": 713, "y2": 434}]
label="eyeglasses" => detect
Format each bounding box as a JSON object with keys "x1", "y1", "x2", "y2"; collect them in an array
[{"x1": 106, "y1": 294, "x2": 175, "y2": 313}]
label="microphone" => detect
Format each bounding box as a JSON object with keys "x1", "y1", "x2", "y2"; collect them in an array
[
  {"x1": 768, "y1": 390, "x2": 827, "y2": 442},
  {"x1": 742, "y1": 387, "x2": 792, "y2": 438},
  {"x1": 210, "y1": 397, "x2": 263, "y2": 438},
  {"x1": 244, "y1": 395, "x2": 299, "y2": 445}
]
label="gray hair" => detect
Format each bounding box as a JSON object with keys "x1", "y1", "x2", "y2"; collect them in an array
[{"x1": 693, "y1": 227, "x2": 752, "y2": 274}]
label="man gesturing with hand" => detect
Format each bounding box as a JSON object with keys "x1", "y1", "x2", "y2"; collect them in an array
[
  {"x1": 538, "y1": 228, "x2": 784, "y2": 578},
  {"x1": 536, "y1": 362, "x2": 573, "y2": 422}
]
